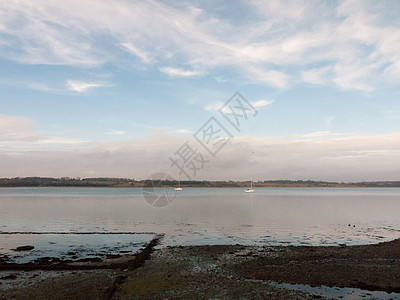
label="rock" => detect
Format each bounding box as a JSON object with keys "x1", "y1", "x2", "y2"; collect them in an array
[
  {"x1": 0, "y1": 254, "x2": 10, "y2": 263},
  {"x1": 14, "y1": 245, "x2": 34, "y2": 251},
  {"x1": 106, "y1": 254, "x2": 122, "y2": 259},
  {"x1": 35, "y1": 256, "x2": 61, "y2": 264},
  {"x1": 1, "y1": 274, "x2": 18, "y2": 280},
  {"x1": 76, "y1": 257, "x2": 102, "y2": 263}
]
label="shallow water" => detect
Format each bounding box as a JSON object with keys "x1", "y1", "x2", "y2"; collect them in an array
[
  {"x1": 270, "y1": 281, "x2": 400, "y2": 299},
  {"x1": 0, "y1": 233, "x2": 154, "y2": 263},
  {"x1": 1, "y1": 187, "x2": 400, "y2": 260}
]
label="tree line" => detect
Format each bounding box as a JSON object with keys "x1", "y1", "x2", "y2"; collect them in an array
[{"x1": 1, "y1": 177, "x2": 400, "y2": 187}]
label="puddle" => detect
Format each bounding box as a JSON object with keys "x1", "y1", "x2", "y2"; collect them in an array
[
  {"x1": 239, "y1": 278, "x2": 400, "y2": 299},
  {"x1": 272, "y1": 282, "x2": 400, "y2": 299}
]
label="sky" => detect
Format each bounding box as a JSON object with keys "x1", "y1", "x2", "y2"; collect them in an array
[{"x1": 0, "y1": 0, "x2": 400, "y2": 181}]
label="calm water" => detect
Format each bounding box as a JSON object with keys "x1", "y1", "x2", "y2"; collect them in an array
[{"x1": 1, "y1": 187, "x2": 400, "y2": 261}]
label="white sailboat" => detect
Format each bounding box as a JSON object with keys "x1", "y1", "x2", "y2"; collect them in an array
[
  {"x1": 175, "y1": 181, "x2": 182, "y2": 191},
  {"x1": 244, "y1": 179, "x2": 256, "y2": 193}
]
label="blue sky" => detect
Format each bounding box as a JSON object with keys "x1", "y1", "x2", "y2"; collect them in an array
[{"x1": 1, "y1": 0, "x2": 400, "y2": 181}]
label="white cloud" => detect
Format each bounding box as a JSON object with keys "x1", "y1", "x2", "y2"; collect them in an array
[
  {"x1": 250, "y1": 0, "x2": 316, "y2": 22},
  {"x1": 300, "y1": 131, "x2": 343, "y2": 138},
  {"x1": 148, "y1": 127, "x2": 169, "y2": 133},
  {"x1": 0, "y1": 79, "x2": 60, "y2": 93},
  {"x1": 0, "y1": 0, "x2": 399, "y2": 91},
  {"x1": 0, "y1": 114, "x2": 91, "y2": 149},
  {"x1": 251, "y1": 99, "x2": 273, "y2": 108},
  {"x1": 160, "y1": 67, "x2": 204, "y2": 77},
  {"x1": 66, "y1": 80, "x2": 105, "y2": 92},
  {"x1": 204, "y1": 98, "x2": 273, "y2": 115},
  {"x1": 332, "y1": 60, "x2": 376, "y2": 92},
  {"x1": 301, "y1": 67, "x2": 331, "y2": 84},
  {"x1": 121, "y1": 42, "x2": 151, "y2": 63},
  {"x1": 177, "y1": 129, "x2": 190, "y2": 133},
  {"x1": 326, "y1": 115, "x2": 335, "y2": 124},
  {"x1": 0, "y1": 1, "x2": 102, "y2": 66},
  {"x1": 204, "y1": 101, "x2": 224, "y2": 112},
  {"x1": 248, "y1": 67, "x2": 291, "y2": 88},
  {"x1": 37, "y1": 138, "x2": 87, "y2": 144},
  {"x1": 205, "y1": 99, "x2": 273, "y2": 113},
  {"x1": 106, "y1": 131, "x2": 126, "y2": 136},
  {"x1": 0, "y1": 114, "x2": 46, "y2": 142}
]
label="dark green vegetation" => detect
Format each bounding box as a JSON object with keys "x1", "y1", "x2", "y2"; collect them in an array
[
  {"x1": 0, "y1": 177, "x2": 133, "y2": 187},
  {"x1": 1, "y1": 177, "x2": 400, "y2": 187}
]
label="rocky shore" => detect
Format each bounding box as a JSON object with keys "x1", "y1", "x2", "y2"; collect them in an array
[{"x1": 1, "y1": 237, "x2": 400, "y2": 299}]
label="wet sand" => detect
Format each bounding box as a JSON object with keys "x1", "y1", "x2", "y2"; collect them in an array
[{"x1": 1, "y1": 237, "x2": 400, "y2": 299}]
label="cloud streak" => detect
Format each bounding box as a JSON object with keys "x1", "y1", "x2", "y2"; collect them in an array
[
  {"x1": 205, "y1": 99, "x2": 273, "y2": 112},
  {"x1": 160, "y1": 67, "x2": 204, "y2": 77},
  {"x1": 251, "y1": 99, "x2": 274, "y2": 108},
  {"x1": 66, "y1": 80, "x2": 106, "y2": 92}
]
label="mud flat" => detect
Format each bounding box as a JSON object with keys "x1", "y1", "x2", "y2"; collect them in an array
[{"x1": 1, "y1": 237, "x2": 400, "y2": 299}]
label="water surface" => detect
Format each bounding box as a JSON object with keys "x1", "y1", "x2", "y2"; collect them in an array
[{"x1": 1, "y1": 187, "x2": 400, "y2": 260}]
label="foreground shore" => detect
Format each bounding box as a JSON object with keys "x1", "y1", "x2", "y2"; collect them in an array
[{"x1": 1, "y1": 238, "x2": 400, "y2": 299}]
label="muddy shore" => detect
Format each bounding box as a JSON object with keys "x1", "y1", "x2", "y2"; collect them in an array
[{"x1": 1, "y1": 238, "x2": 400, "y2": 299}]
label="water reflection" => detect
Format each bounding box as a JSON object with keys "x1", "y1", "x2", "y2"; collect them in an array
[{"x1": 0, "y1": 187, "x2": 400, "y2": 248}]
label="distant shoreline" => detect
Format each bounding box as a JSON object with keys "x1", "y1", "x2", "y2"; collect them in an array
[
  {"x1": 1, "y1": 177, "x2": 400, "y2": 188},
  {"x1": 2, "y1": 185, "x2": 400, "y2": 188}
]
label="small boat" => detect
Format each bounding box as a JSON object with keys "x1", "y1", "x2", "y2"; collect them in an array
[
  {"x1": 175, "y1": 181, "x2": 182, "y2": 191},
  {"x1": 244, "y1": 179, "x2": 256, "y2": 193}
]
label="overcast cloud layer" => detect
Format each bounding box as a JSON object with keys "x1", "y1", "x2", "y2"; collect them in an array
[{"x1": 1, "y1": 132, "x2": 400, "y2": 182}]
